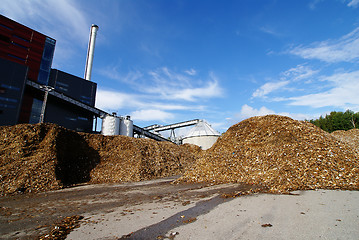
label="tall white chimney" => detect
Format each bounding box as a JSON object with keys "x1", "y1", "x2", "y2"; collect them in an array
[{"x1": 84, "y1": 24, "x2": 99, "y2": 81}]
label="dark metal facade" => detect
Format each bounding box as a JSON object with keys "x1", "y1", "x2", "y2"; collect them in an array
[
  {"x1": 45, "y1": 69, "x2": 97, "y2": 132},
  {"x1": 0, "y1": 15, "x2": 98, "y2": 132},
  {"x1": 49, "y1": 69, "x2": 97, "y2": 106},
  {"x1": 0, "y1": 58, "x2": 28, "y2": 125}
]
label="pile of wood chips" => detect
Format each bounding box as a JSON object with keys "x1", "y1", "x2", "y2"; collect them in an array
[
  {"x1": 178, "y1": 115, "x2": 359, "y2": 193},
  {"x1": 332, "y1": 129, "x2": 359, "y2": 154},
  {"x1": 0, "y1": 123, "x2": 196, "y2": 196},
  {"x1": 81, "y1": 133, "x2": 197, "y2": 184},
  {"x1": 0, "y1": 124, "x2": 63, "y2": 196},
  {"x1": 2, "y1": 115, "x2": 359, "y2": 196}
]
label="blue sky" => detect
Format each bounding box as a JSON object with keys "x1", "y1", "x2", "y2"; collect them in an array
[{"x1": 1, "y1": 0, "x2": 359, "y2": 134}]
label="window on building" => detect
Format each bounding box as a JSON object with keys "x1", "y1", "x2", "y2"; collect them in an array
[
  {"x1": 29, "y1": 98, "x2": 43, "y2": 124},
  {"x1": 37, "y1": 37, "x2": 55, "y2": 85}
]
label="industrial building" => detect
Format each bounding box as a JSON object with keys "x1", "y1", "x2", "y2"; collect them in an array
[
  {"x1": 182, "y1": 120, "x2": 220, "y2": 150},
  {"x1": 0, "y1": 14, "x2": 99, "y2": 132},
  {"x1": 1, "y1": 14, "x2": 218, "y2": 145},
  {"x1": 144, "y1": 119, "x2": 221, "y2": 149},
  {"x1": 0, "y1": 15, "x2": 169, "y2": 141}
]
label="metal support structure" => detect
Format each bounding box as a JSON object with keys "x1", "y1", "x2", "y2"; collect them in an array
[
  {"x1": 144, "y1": 119, "x2": 200, "y2": 132},
  {"x1": 39, "y1": 85, "x2": 54, "y2": 123},
  {"x1": 133, "y1": 125, "x2": 171, "y2": 142},
  {"x1": 170, "y1": 129, "x2": 176, "y2": 142},
  {"x1": 143, "y1": 119, "x2": 201, "y2": 143},
  {"x1": 143, "y1": 124, "x2": 162, "y2": 131},
  {"x1": 27, "y1": 81, "x2": 170, "y2": 142},
  {"x1": 27, "y1": 80, "x2": 107, "y2": 117}
]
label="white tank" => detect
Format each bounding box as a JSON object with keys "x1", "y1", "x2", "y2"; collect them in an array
[
  {"x1": 101, "y1": 114, "x2": 120, "y2": 136},
  {"x1": 182, "y1": 120, "x2": 220, "y2": 150},
  {"x1": 119, "y1": 116, "x2": 133, "y2": 137}
]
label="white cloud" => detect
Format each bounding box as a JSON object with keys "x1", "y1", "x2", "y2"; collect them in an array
[
  {"x1": 252, "y1": 80, "x2": 290, "y2": 98},
  {"x1": 147, "y1": 67, "x2": 194, "y2": 92},
  {"x1": 0, "y1": 0, "x2": 90, "y2": 66},
  {"x1": 347, "y1": 0, "x2": 359, "y2": 7},
  {"x1": 288, "y1": 70, "x2": 359, "y2": 110},
  {"x1": 281, "y1": 64, "x2": 319, "y2": 82},
  {"x1": 259, "y1": 25, "x2": 283, "y2": 37},
  {"x1": 96, "y1": 65, "x2": 222, "y2": 113},
  {"x1": 238, "y1": 104, "x2": 275, "y2": 119},
  {"x1": 185, "y1": 68, "x2": 197, "y2": 76},
  {"x1": 308, "y1": 0, "x2": 324, "y2": 10},
  {"x1": 234, "y1": 104, "x2": 313, "y2": 123},
  {"x1": 98, "y1": 66, "x2": 144, "y2": 87},
  {"x1": 0, "y1": 0, "x2": 88, "y2": 42},
  {"x1": 251, "y1": 65, "x2": 319, "y2": 101},
  {"x1": 100, "y1": 66, "x2": 223, "y2": 102},
  {"x1": 130, "y1": 109, "x2": 174, "y2": 121},
  {"x1": 95, "y1": 88, "x2": 206, "y2": 118},
  {"x1": 289, "y1": 27, "x2": 359, "y2": 63},
  {"x1": 138, "y1": 68, "x2": 224, "y2": 101},
  {"x1": 95, "y1": 89, "x2": 142, "y2": 111},
  {"x1": 170, "y1": 79, "x2": 223, "y2": 101}
]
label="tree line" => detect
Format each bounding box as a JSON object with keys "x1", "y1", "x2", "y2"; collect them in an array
[{"x1": 309, "y1": 110, "x2": 359, "y2": 133}]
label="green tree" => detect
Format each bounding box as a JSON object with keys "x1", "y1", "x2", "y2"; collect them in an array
[{"x1": 310, "y1": 110, "x2": 359, "y2": 132}]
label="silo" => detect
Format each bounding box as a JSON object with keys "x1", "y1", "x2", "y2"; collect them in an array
[
  {"x1": 182, "y1": 120, "x2": 220, "y2": 150},
  {"x1": 101, "y1": 114, "x2": 120, "y2": 136},
  {"x1": 119, "y1": 116, "x2": 133, "y2": 137}
]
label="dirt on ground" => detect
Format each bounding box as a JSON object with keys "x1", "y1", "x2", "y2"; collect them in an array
[{"x1": 178, "y1": 115, "x2": 359, "y2": 193}]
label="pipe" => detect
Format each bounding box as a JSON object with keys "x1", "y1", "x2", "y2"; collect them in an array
[
  {"x1": 84, "y1": 24, "x2": 99, "y2": 81},
  {"x1": 39, "y1": 86, "x2": 54, "y2": 123}
]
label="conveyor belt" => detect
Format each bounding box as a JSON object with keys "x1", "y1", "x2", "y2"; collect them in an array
[{"x1": 27, "y1": 80, "x2": 171, "y2": 142}]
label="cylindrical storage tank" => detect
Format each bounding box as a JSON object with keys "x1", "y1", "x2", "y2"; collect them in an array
[
  {"x1": 182, "y1": 120, "x2": 220, "y2": 150},
  {"x1": 101, "y1": 114, "x2": 120, "y2": 136},
  {"x1": 119, "y1": 116, "x2": 133, "y2": 137}
]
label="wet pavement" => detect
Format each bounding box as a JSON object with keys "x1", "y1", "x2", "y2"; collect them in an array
[
  {"x1": 0, "y1": 176, "x2": 258, "y2": 239},
  {"x1": 1, "y1": 176, "x2": 358, "y2": 240}
]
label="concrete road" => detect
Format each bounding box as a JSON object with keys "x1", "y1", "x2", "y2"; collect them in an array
[
  {"x1": 68, "y1": 188, "x2": 359, "y2": 239},
  {"x1": 1, "y1": 176, "x2": 358, "y2": 239}
]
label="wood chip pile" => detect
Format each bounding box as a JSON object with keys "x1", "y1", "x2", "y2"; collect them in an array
[
  {"x1": 332, "y1": 129, "x2": 359, "y2": 154},
  {"x1": 2, "y1": 115, "x2": 358, "y2": 196},
  {"x1": 0, "y1": 123, "x2": 196, "y2": 196},
  {"x1": 80, "y1": 133, "x2": 196, "y2": 184},
  {"x1": 0, "y1": 123, "x2": 62, "y2": 195},
  {"x1": 178, "y1": 115, "x2": 359, "y2": 193}
]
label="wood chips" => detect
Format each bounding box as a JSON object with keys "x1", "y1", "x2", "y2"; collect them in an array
[
  {"x1": 331, "y1": 129, "x2": 359, "y2": 154},
  {"x1": 81, "y1": 133, "x2": 196, "y2": 184},
  {"x1": 0, "y1": 123, "x2": 196, "y2": 196},
  {"x1": 1, "y1": 115, "x2": 358, "y2": 196},
  {"x1": 178, "y1": 115, "x2": 359, "y2": 193}
]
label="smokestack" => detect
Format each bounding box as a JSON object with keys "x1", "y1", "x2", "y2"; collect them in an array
[{"x1": 84, "y1": 24, "x2": 99, "y2": 81}]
